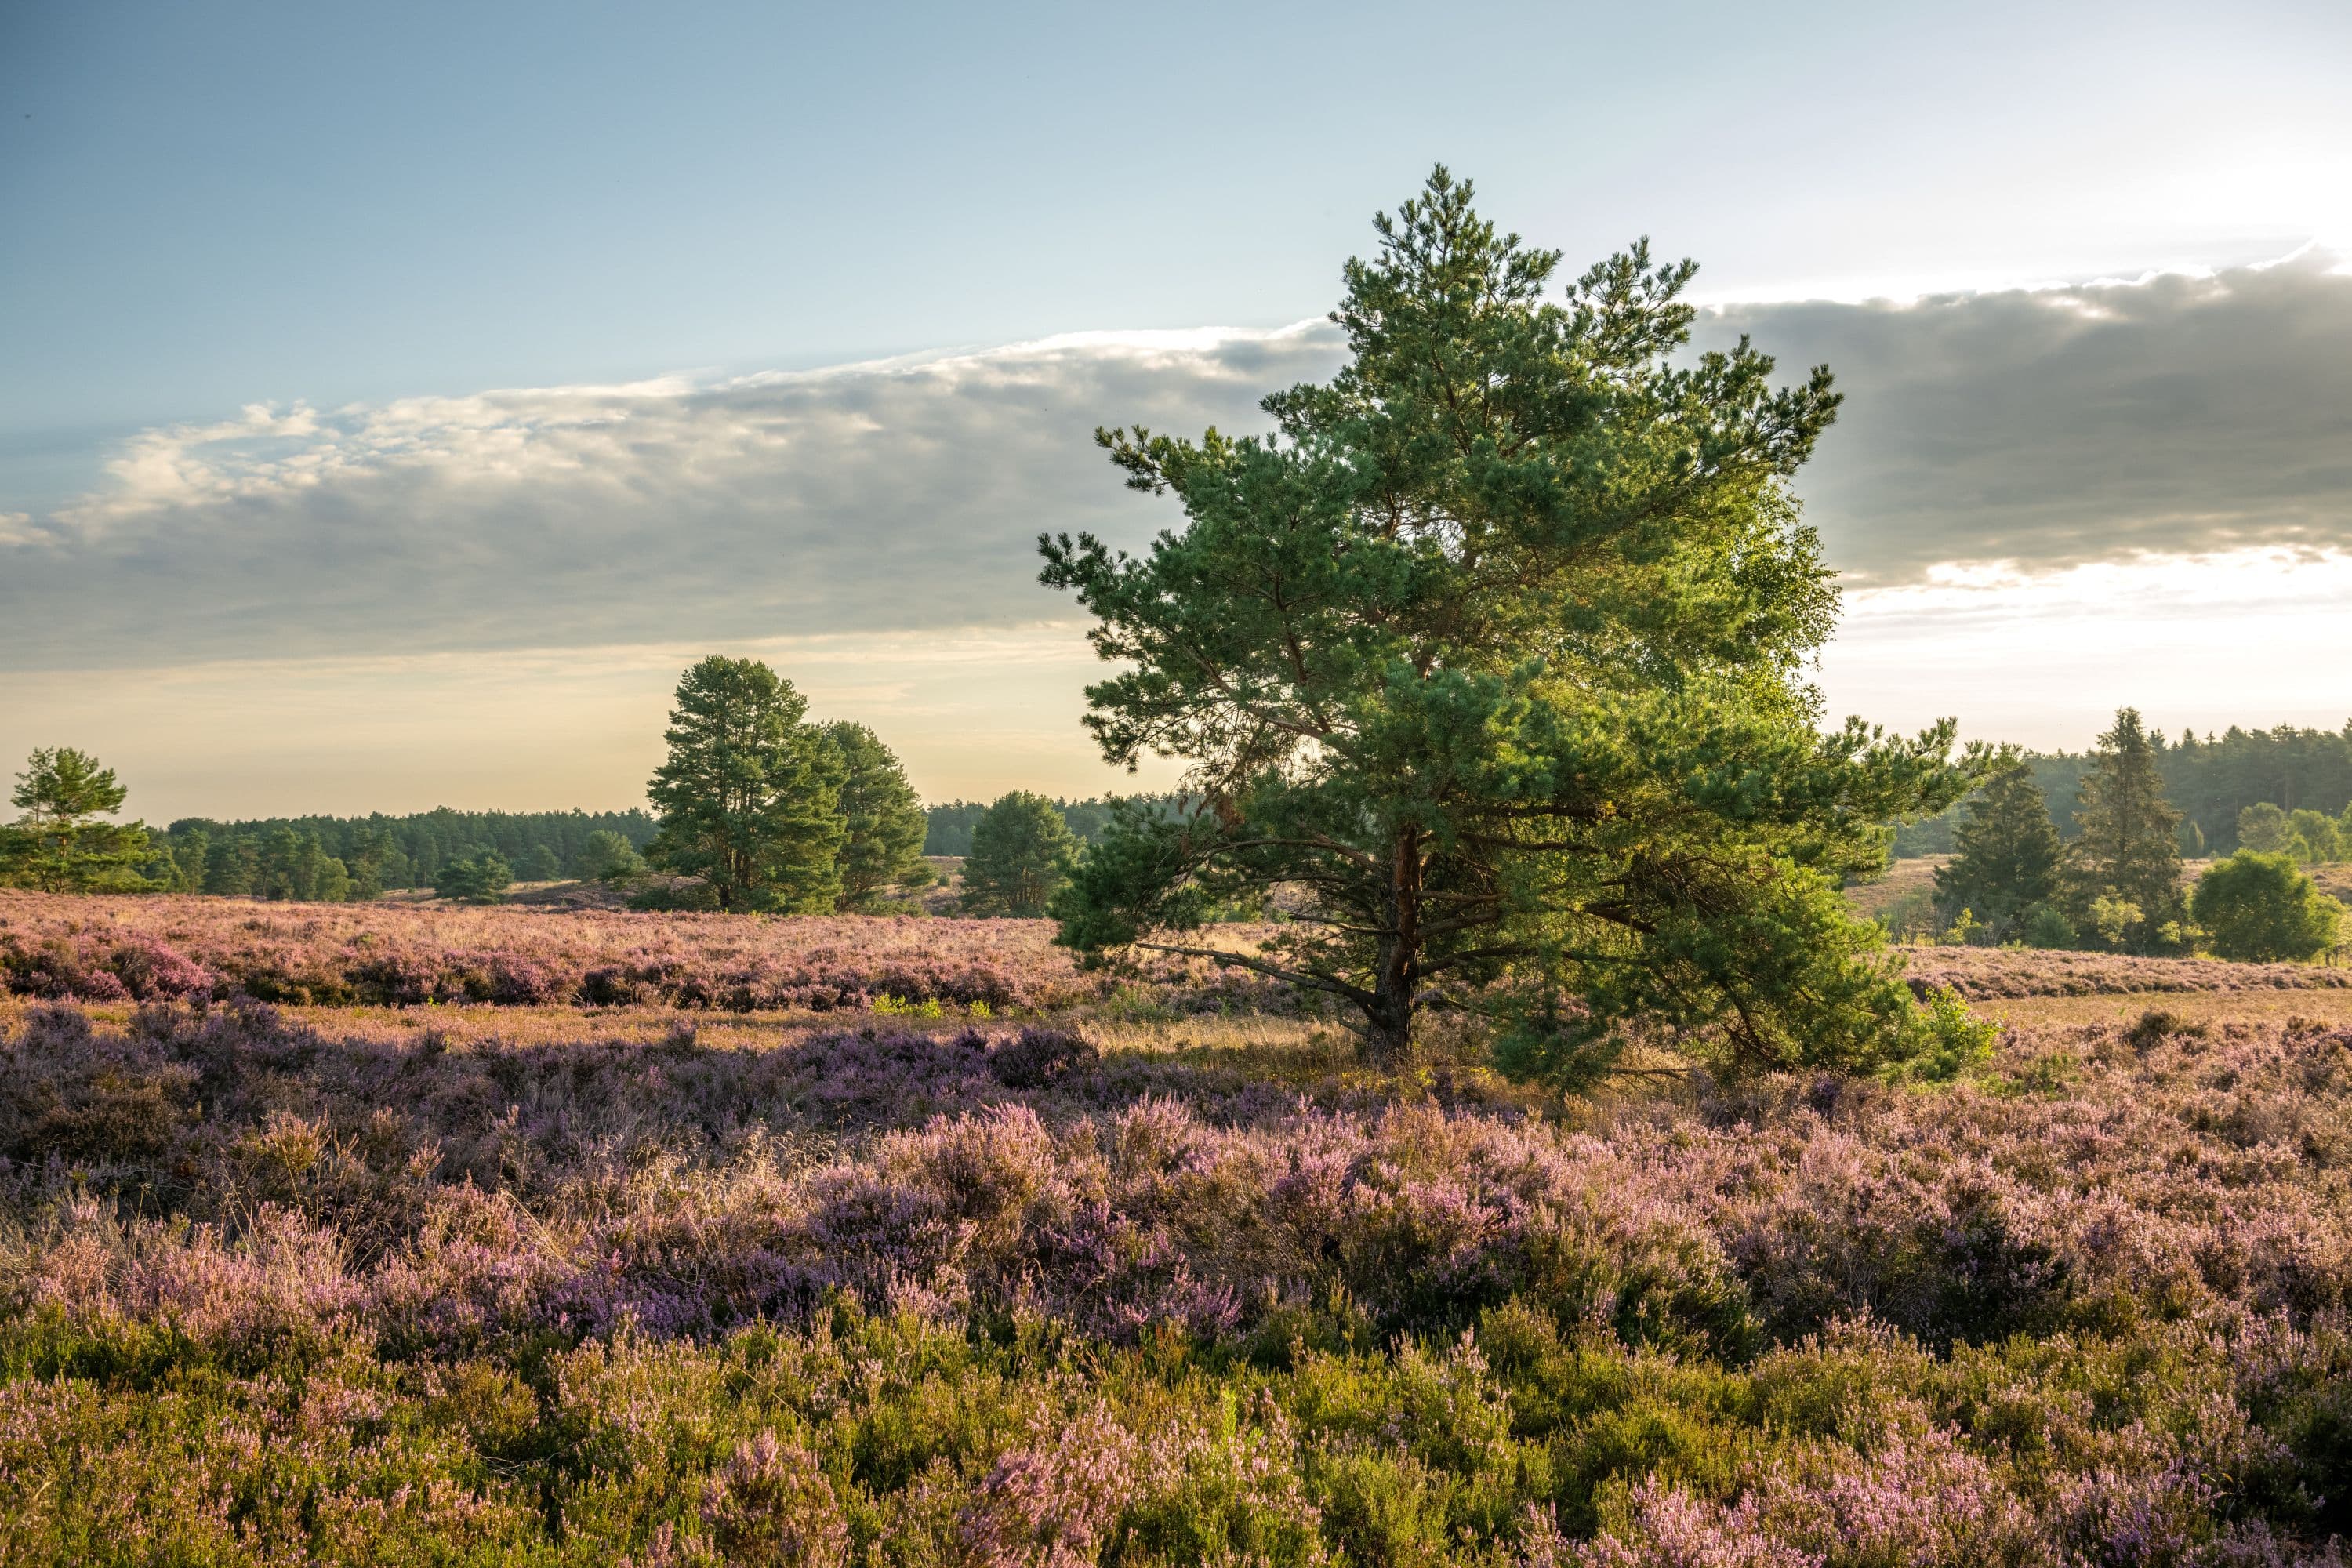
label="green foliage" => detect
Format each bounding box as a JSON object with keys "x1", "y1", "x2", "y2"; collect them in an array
[
  {"x1": 923, "y1": 794, "x2": 1181, "y2": 855},
  {"x1": 2291, "y1": 808, "x2": 2346, "y2": 862},
  {"x1": 433, "y1": 851, "x2": 512, "y2": 904},
  {"x1": 143, "y1": 826, "x2": 208, "y2": 892},
  {"x1": 1040, "y1": 168, "x2": 1986, "y2": 1068},
  {"x1": 2192, "y1": 851, "x2": 2344, "y2": 962},
  {"x1": 1931, "y1": 764, "x2": 2062, "y2": 942},
  {"x1": 249, "y1": 825, "x2": 354, "y2": 903},
  {"x1": 2020, "y1": 903, "x2": 2079, "y2": 949},
  {"x1": 1885, "y1": 984, "x2": 2000, "y2": 1083},
  {"x1": 960, "y1": 791, "x2": 1077, "y2": 917},
  {"x1": 582, "y1": 829, "x2": 647, "y2": 882},
  {"x1": 1893, "y1": 720, "x2": 2352, "y2": 862},
  {"x1": 824, "y1": 721, "x2": 929, "y2": 911},
  {"x1": 157, "y1": 808, "x2": 655, "y2": 898},
  {"x1": 2238, "y1": 802, "x2": 2303, "y2": 857},
  {"x1": 645, "y1": 655, "x2": 844, "y2": 913},
  {"x1": 0, "y1": 748, "x2": 153, "y2": 893},
  {"x1": 514, "y1": 844, "x2": 561, "y2": 882},
  {"x1": 2064, "y1": 709, "x2": 2187, "y2": 954}
]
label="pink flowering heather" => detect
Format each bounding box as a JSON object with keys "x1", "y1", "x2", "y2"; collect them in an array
[{"x1": 2, "y1": 919, "x2": 2350, "y2": 1563}]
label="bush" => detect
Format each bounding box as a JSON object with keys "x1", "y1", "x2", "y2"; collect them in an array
[{"x1": 2192, "y1": 851, "x2": 2343, "y2": 963}]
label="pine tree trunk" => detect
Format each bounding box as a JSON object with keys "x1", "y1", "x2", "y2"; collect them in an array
[{"x1": 1363, "y1": 826, "x2": 1424, "y2": 1068}]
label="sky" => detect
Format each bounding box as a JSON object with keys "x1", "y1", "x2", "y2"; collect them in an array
[{"x1": 3, "y1": 0, "x2": 2350, "y2": 822}]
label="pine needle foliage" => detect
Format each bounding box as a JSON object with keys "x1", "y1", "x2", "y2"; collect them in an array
[
  {"x1": 1040, "y1": 168, "x2": 1990, "y2": 1073},
  {"x1": 646, "y1": 657, "x2": 844, "y2": 913},
  {"x1": 2064, "y1": 708, "x2": 2188, "y2": 954},
  {"x1": 1932, "y1": 764, "x2": 2063, "y2": 941},
  {"x1": 824, "y1": 721, "x2": 929, "y2": 911},
  {"x1": 0, "y1": 747, "x2": 152, "y2": 893}
]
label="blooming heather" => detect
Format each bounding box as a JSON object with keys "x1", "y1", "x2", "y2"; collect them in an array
[{"x1": 0, "y1": 928, "x2": 2349, "y2": 1561}]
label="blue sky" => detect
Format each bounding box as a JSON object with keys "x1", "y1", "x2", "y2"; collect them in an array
[{"x1": 4, "y1": 1, "x2": 2350, "y2": 817}]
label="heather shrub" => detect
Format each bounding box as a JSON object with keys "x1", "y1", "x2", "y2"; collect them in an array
[
  {"x1": 3, "y1": 935, "x2": 2351, "y2": 1562},
  {"x1": 988, "y1": 1025, "x2": 1098, "y2": 1088}
]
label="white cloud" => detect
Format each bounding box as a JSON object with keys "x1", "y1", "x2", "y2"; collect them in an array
[
  {"x1": 3, "y1": 325, "x2": 1345, "y2": 672},
  {"x1": 1705, "y1": 249, "x2": 2352, "y2": 583},
  {"x1": 7, "y1": 253, "x2": 2352, "y2": 691}
]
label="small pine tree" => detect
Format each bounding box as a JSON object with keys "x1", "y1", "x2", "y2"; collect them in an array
[
  {"x1": 0, "y1": 748, "x2": 154, "y2": 892},
  {"x1": 1931, "y1": 764, "x2": 2062, "y2": 942},
  {"x1": 645, "y1": 657, "x2": 844, "y2": 913},
  {"x1": 2193, "y1": 851, "x2": 2343, "y2": 962},
  {"x1": 823, "y1": 721, "x2": 930, "y2": 911},
  {"x1": 582, "y1": 829, "x2": 646, "y2": 881},
  {"x1": 435, "y1": 851, "x2": 514, "y2": 904},
  {"x1": 2065, "y1": 709, "x2": 2187, "y2": 953},
  {"x1": 960, "y1": 792, "x2": 1076, "y2": 917}
]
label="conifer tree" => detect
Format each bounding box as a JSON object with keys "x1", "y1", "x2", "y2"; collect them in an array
[
  {"x1": 646, "y1": 656, "x2": 844, "y2": 913},
  {"x1": 1932, "y1": 764, "x2": 2063, "y2": 941},
  {"x1": 1042, "y1": 168, "x2": 1986, "y2": 1070},
  {"x1": 823, "y1": 721, "x2": 930, "y2": 911},
  {"x1": 2065, "y1": 708, "x2": 2187, "y2": 953},
  {"x1": 960, "y1": 792, "x2": 1076, "y2": 917},
  {"x1": 0, "y1": 747, "x2": 153, "y2": 892}
]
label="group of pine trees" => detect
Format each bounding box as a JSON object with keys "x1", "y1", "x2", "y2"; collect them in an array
[
  {"x1": 634, "y1": 657, "x2": 1105, "y2": 919},
  {"x1": 1894, "y1": 722, "x2": 2352, "y2": 859},
  {"x1": 1929, "y1": 709, "x2": 2345, "y2": 960},
  {"x1": 629, "y1": 656, "x2": 931, "y2": 913}
]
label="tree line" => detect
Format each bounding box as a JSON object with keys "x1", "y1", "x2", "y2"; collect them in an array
[
  {"x1": 920, "y1": 797, "x2": 1176, "y2": 856},
  {"x1": 143, "y1": 807, "x2": 659, "y2": 898},
  {"x1": 1921, "y1": 708, "x2": 2344, "y2": 960},
  {"x1": 1893, "y1": 721, "x2": 2352, "y2": 859}
]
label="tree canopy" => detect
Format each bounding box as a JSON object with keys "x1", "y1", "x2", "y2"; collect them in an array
[
  {"x1": 2192, "y1": 851, "x2": 2343, "y2": 963},
  {"x1": 0, "y1": 747, "x2": 153, "y2": 893},
  {"x1": 960, "y1": 793, "x2": 1076, "y2": 918},
  {"x1": 2064, "y1": 708, "x2": 2187, "y2": 953},
  {"x1": 1041, "y1": 168, "x2": 1987, "y2": 1071},
  {"x1": 646, "y1": 657, "x2": 844, "y2": 913},
  {"x1": 825, "y1": 721, "x2": 930, "y2": 911}
]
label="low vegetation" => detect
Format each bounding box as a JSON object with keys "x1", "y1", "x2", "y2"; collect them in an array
[{"x1": 2, "y1": 928, "x2": 2348, "y2": 1562}]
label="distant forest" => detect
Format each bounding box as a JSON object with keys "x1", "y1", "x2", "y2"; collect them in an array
[
  {"x1": 154, "y1": 808, "x2": 662, "y2": 896},
  {"x1": 1893, "y1": 723, "x2": 2352, "y2": 858},
  {"x1": 918, "y1": 797, "x2": 1181, "y2": 857},
  {"x1": 126, "y1": 724, "x2": 2350, "y2": 900},
  {"x1": 136, "y1": 797, "x2": 1176, "y2": 899}
]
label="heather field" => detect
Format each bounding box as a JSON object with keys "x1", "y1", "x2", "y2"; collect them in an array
[
  {"x1": 4, "y1": 895, "x2": 2352, "y2": 1565},
  {"x1": 0, "y1": 891, "x2": 1285, "y2": 1015}
]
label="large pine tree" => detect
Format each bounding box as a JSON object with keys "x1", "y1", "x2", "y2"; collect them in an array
[
  {"x1": 646, "y1": 657, "x2": 844, "y2": 913},
  {"x1": 1042, "y1": 169, "x2": 1987, "y2": 1073},
  {"x1": 2065, "y1": 707, "x2": 2187, "y2": 953},
  {"x1": 1932, "y1": 764, "x2": 2063, "y2": 940}
]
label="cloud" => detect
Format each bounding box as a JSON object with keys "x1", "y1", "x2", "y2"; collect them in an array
[
  {"x1": 7, "y1": 251, "x2": 2352, "y2": 673},
  {"x1": 1705, "y1": 249, "x2": 2352, "y2": 583},
  {"x1": 2, "y1": 325, "x2": 1348, "y2": 672}
]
